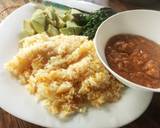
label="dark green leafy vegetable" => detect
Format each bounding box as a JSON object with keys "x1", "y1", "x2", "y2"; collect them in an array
[
  {"x1": 74, "y1": 8, "x2": 116, "y2": 39},
  {"x1": 73, "y1": 13, "x2": 90, "y2": 26}
]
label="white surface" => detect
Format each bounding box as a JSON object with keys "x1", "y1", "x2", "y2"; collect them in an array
[
  {"x1": 47, "y1": 0, "x2": 104, "y2": 12},
  {"x1": 0, "y1": 2, "x2": 153, "y2": 128},
  {"x1": 94, "y1": 10, "x2": 160, "y2": 93},
  {"x1": 80, "y1": 0, "x2": 109, "y2": 6}
]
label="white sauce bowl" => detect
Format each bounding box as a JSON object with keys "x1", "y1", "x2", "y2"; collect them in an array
[{"x1": 94, "y1": 10, "x2": 160, "y2": 92}]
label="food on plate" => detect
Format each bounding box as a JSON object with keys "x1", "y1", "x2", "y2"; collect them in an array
[
  {"x1": 19, "y1": 33, "x2": 49, "y2": 48},
  {"x1": 105, "y1": 34, "x2": 160, "y2": 88},
  {"x1": 74, "y1": 8, "x2": 115, "y2": 39},
  {"x1": 20, "y1": 5, "x2": 115, "y2": 40},
  {"x1": 20, "y1": 6, "x2": 82, "y2": 39},
  {"x1": 5, "y1": 34, "x2": 123, "y2": 118}
]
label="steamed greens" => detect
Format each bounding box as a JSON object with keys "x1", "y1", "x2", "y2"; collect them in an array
[{"x1": 73, "y1": 8, "x2": 116, "y2": 39}]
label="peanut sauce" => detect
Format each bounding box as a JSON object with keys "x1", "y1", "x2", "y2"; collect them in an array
[{"x1": 105, "y1": 34, "x2": 160, "y2": 88}]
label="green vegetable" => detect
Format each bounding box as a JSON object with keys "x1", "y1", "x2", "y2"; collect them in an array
[
  {"x1": 83, "y1": 8, "x2": 115, "y2": 39},
  {"x1": 47, "y1": 24, "x2": 59, "y2": 36},
  {"x1": 44, "y1": 6, "x2": 55, "y2": 19},
  {"x1": 20, "y1": 5, "x2": 115, "y2": 40},
  {"x1": 73, "y1": 13, "x2": 90, "y2": 26},
  {"x1": 23, "y1": 20, "x2": 35, "y2": 35},
  {"x1": 60, "y1": 27, "x2": 82, "y2": 35},
  {"x1": 66, "y1": 21, "x2": 79, "y2": 28},
  {"x1": 20, "y1": 20, "x2": 35, "y2": 39},
  {"x1": 63, "y1": 10, "x2": 73, "y2": 22},
  {"x1": 31, "y1": 9, "x2": 46, "y2": 33},
  {"x1": 56, "y1": 16, "x2": 66, "y2": 28},
  {"x1": 74, "y1": 8, "x2": 115, "y2": 39}
]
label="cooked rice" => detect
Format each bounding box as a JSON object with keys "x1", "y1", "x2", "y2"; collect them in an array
[{"x1": 5, "y1": 34, "x2": 123, "y2": 118}]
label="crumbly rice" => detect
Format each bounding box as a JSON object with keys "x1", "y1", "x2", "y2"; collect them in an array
[{"x1": 5, "y1": 34, "x2": 123, "y2": 118}]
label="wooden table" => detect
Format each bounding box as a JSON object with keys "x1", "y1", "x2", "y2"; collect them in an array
[{"x1": 0, "y1": 0, "x2": 160, "y2": 128}]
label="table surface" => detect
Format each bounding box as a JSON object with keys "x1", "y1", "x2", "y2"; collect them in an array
[{"x1": 0, "y1": 0, "x2": 160, "y2": 128}]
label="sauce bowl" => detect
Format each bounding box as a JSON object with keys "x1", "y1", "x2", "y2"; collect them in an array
[{"x1": 94, "y1": 10, "x2": 160, "y2": 92}]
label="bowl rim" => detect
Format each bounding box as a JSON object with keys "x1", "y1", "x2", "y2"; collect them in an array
[{"x1": 94, "y1": 9, "x2": 160, "y2": 92}]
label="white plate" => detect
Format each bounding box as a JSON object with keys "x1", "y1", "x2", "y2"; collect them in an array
[{"x1": 0, "y1": 1, "x2": 153, "y2": 128}]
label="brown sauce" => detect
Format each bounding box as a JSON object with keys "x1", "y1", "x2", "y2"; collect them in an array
[{"x1": 105, "y1": 34, "x2": 160, "y2": 88}]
